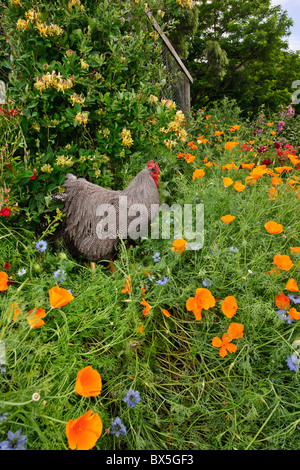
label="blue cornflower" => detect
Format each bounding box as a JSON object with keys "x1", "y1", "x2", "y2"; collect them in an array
[
  {"x1": 277, "y1": 309, "x2": 289, "y2": 323},
  {"x1": 202, "y1": 278, "x2": 212, "y2": 287},
  {"x1": 210, "y1": 245, "x2": 220, "y2": 256},
  {"x1": 0, "y1": 360, "x2": 5, "y2": 373},
  {"x1": 286, "y1": 353, "x2": 300, "y2": 372},
  {"x1": 110, "y1": 417, "x2": 126, "y2": 437},
  {"x1": 229, "y1": 247, "x2": 239, "y2": 253},
  {"x1": 156, "y1": 277, "x2": 169, "y2": 285},
  {"x1": 35, "y1": 240, "x2": 47, "y2": 253},
  {"x1": 0, "y1": 429, "x2": 26, "y2": 450},
  {"x1": 53, "y1": 269, "x2": 66, "y2": 283},
  {"x1": 0, "y1": 413, "x2": 7, "y2": 422},
  {"x1": 153, "y1": 252, "x2": 161, "y2": 262},
  {"x1": 123, "y1": 388, "x2": 141, "y2": 408},
  {"x1": 17, "y1": 268, "x2": 27, "y2": 276},
  {"x1": 288, "y1": 294, "x2": 300, "y2": 304}
]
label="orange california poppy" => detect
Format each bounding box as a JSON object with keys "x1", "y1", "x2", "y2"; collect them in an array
[
  {"x1": 288, "y1": 154, "x2": 300, "y2": 165},
  {"x1": 271, "y1": 176, "x2": 283, "y2": 186},
  {"x1": 250, "y1": 166, "x2": 267, "y2": 179},
  {"x1": 0, "y1": 271, "x2": 8, "y2": 291},
  {"x1": 264, "y1": 221, "x2": 283, "y2": 234},
  {"x1": 186, "y1": 288, "x2": 215, "y2": 321},
  {"x1": 75, "y1": 366, "x2": 102, "y2": 397},
  {"x1": 269, "y1": 187, "x2": 278, "y2": 200},
  {"x1": 288, "y1": 307, "x2": 300, "y2": 322},
  {"x1": 234, "y1": 181, "x2": 246, "y2": 192},
  {"x1": 49, "y1": 285, "x2": 74, "y2": 308},
  {"x1": 121, "y1": 276, "x2": 132, "y2": 294},
  {"x1": 221, "y1": 296, "x2": 238, "y2": 318},
  {"x1": 285, "y1": 278, "x2": 299, "y2": 292},
  {"x1": 275, "y1": 292, "x2": 290, "y2": 309},
  {"x1": 227, "y1": 322, "x2": 244, "y2": 339},
  {"x1": 185, "y1": 154, "x2": 196, "y2": 163},
  {"x1": 162, "y1": 308, "x2": 171, "y2": 317},
  {"x1": 274, "y1": 166, "x2": 293, "y2": 174},
  {"x1": 141, "y1": 298, "x2": 151, "y2": 316},
  {"x1": 9, "y1": 302, "x2": 23, "y2": 321},
  {"x1": 290, "y1": 247, "x2": 300, "y2": 255},
  {"x1": 212, "y1": 334, "x2": 237, "y2": 358},
  {"x1": 177, "y1": 152, "x2": 185, "y2": 159},
  {"x1": 66, "y1": 410, "x2": 103, "y2": 450},
  {"x1": 138, "y1": 325, "x2": 144, "y2": 334},
  {"x1": 215, "y1": 130, "x2": 223, "y2": 136},
  {"x1": 225, "y1": 142, "x2": 239, "y2": 150},
  {"x1": 241, "y1": 163, "x2": 255, "y2": 169},
  {"x1": 221, "y1": 215, "x2": 235, "y2": 224},
  {"x1": 171, "y1": 238, "x2": 187, "y2": 253},
  {"x1": 267, "y1": 122, "x2": 274, "y2": 126},
  {"x1": 273, "y1": 254, "x2": 293, "y2": 271},
  {"x1": 223, "y1": 177, "x2": 233, "y2": 187},
  {"x1": 187, "y1": 141, "x2": 197, "y2": 149},
  {"x1": 27, "y1": 308, "x2": 46, "y2": 328},
  {"x1": 193, "y1": 169, "x2": 205, "y2": 180}
]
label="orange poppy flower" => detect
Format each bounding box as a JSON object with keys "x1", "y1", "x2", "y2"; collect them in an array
[
  {"x1": 275, "y1": 166, "x2": 293, "y2": 174},
  {"x1": 186, "y1": 288, "x2": 215, "y2": 321},
  {"x1": 141, "y1": 298, "x2": 151, "y2": 316},
  {"x1": 177, "y1": 152, "x2": 185, "y2": 159},
  {"x1": 193, "y1": 169, "x2": 205, "y2": 180},
  {"x1": 269, "y1": 187, "x2": 278, "y2": 200},
  {"x1": 121, "y1": 276, "x2": 132, "y2": 294},
  {"x1": 273, "y1": 254, "x2": 293, "y2": 271},
  {"x1": 171, "y1": 238, "x2": 187, "y2": 253},
  {"x1": 215, "y1": 130, "x2": 223, "y2": 136},
  {"x1": 75, "y1": 366, "x2": 102, "y2": 397},
  {"x1": 221, "y1": 296, "x2": 238, "y2": 318},
  {"x1": 185, "y1": 154, "x2": 195, "y2": 163},
  {"x1": 187, "y1": 141, "x2": 197, "y2": 149},
  {"x1": 285, "y1": 278, "x2": 299, "y2": 292},
  {"x1": 271, "y1": 176, "x2": 283, "y2": 186},
  {"x1": 234, "y1": 181, "x2": 246, "y2": 192},
  {"x1": 9, "y1": 302, "x2": 23, "y2": 321},
  {"x1": 225, "y1": 142, "x2": 239, "y2": 150},
  {"x1": 275, "y1": 292, "x2": 290, "y2": 309},
  {"x1": 267, "y1": 122, "x2": 274, "y2": 126},
  {"x1": 27, "y1": 308, "x2": 46, "y2": 328},
  {"x1": 223, "y1": 177, "x2": 233, "y2": 187},
  {"x1": 287, "y1": 307, "x2": 300, "y2": 322},
  {"x1": 290, "y1": 247, "x2": 300, "y2": 255},
  {"x1": 66, "y1": 410, "x2": 103, "y2": 450},
  {"x1": 162, "y1": 308, "x2": 171, "y2": 317},
  {"x1": 49, "y1": 285, "x2": 74, "y2": 308},
  {"x1": 241, "y1": 163, "x2": 255, "y2": 169},
  {"x1": 221, "y1": 215, "x2": 235, "y2": 224},
  {"x1": 0, "y1": 271, "x2": 8, "y2": 291},
  {"x1": 250, "y1": 166, "x2": 267, "y2": 179},
  {"x1": 212, "y1": 333, "x2": 237, "y2": 358},
  {"x1": 227, "y1": 322, "x2": 244, "y2": 339},
  {"x1": 264, "y1": 221, "x2": 283, "y2": 234},
  {"x1": 138, "y1": 325, "x2": 144, "y2": 334}
]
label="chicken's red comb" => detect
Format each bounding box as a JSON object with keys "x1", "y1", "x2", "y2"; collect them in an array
[{"x1": 147, "y1": 160, "x2": 160, "y2": 173}]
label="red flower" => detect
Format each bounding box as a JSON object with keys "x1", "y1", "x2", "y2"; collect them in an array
[
  {"x1": 29, "y1": 169, "x2": 37, "y2": 180},
  {"x1": 4, "y1": 263, "x2": 11, "y2": 269},
  {"x1": 0, "y1": 207, "x2": 11, "y2": 217}
]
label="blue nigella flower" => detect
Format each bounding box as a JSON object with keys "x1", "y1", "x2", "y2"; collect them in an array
[
  {"x1": 229, "y1": 246, "x2": 239, "y2": 253},
  {"x1": 17, "y1": 268, "x2": 27, "y2": 276},
  {"x1": 53, "y1": 269, "x2": 66, "y2": 283},
  {"x1": 0, "y1": 413, "x2": 7, "y2": 422},
  {"x1": 110, "y1": 417, "x2": 126, "y2": 437},
  {"x1": 202, "y1": 278, "x2": 212, "y2": 287},
  {"x1": 156, "y1": 277, "x2": 169, "y2": 285},
  {"x1": 35, "y1": 240, "x2": 47, "y2": 253},
  {"x1": 123, "y1": 388, "x2": 141, "y2": 408},
  {"x1": 288, "y1": 294, "x2": 300, "y2": 304},
  {"x1": 286, "y1": 353, "x2": 300, "y2": 372},
  {"x1": 0, "y1": 429, "x2": 26, "y2": 450},
  {"x1": 153, "y1": 252, "x2": 161, "y2": 262}
]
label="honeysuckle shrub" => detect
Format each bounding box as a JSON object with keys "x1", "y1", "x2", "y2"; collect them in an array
[{"x1": 1, "y1": 0, "x2": 194, "y2": 227}]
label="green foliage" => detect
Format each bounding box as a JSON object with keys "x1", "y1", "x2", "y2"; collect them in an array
[{"x1": 187, "y1": 0, "x2": 300, "y2": 115}]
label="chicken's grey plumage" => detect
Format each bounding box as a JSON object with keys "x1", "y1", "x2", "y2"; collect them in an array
[{"x1": 53, "y1": 161, "x2": 160, "y2": 263}]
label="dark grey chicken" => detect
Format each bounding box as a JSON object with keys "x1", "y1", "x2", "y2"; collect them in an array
[{"x1": 53, "y1": 160, "x2": 160, "y2": 269}]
